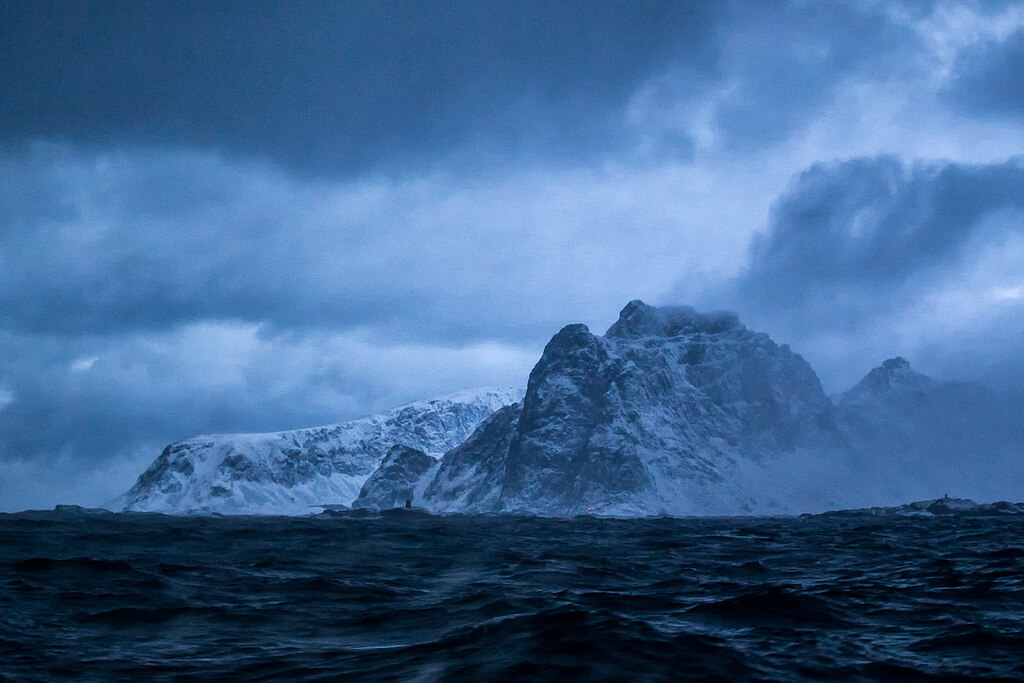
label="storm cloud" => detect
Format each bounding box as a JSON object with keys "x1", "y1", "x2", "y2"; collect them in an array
[
  {"x1": 1, "y1": 1, "x2": 939, "y2": 175},
  {"x1": 725, "y1": 156, "x2": 1024, "y2": 389},
  {"x1": 0, "y1": 0, "x2": 721, "y2": 174},
  {"x1": 739, "y1": 156, "x2": 1024, "y2": 311},
  {"x1": 0, "y1": 145, "x2": 734, "y2": 342}
]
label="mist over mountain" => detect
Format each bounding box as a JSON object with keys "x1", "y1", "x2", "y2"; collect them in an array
[{"x1": 833, "y1": 357, "x2": 1024, "y2": 503}]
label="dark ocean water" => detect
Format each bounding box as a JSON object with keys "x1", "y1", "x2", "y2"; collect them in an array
[{"x1": 1, "y1": 510, "x2": 1023, "y2": 682}]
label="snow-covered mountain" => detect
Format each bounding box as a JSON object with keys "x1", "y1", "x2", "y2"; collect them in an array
[
  {"x1": 422, "y1": 301, "x2": 840, "y2": 516},
  {"x1": 116, "y1": 301, "x2": 1024, "y2": 517},
  {"x1": 835, "y1": 356, "x2": 935, "y2": 442},
  {"x1": 117, "y1": 388, "x2": 522, "y2": 514}
]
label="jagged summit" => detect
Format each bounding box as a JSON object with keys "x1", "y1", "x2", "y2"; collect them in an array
[
  {"x1": 605, "y1": 300, "x2": 744, "y2": 339},
  {"x1": 424, "y1": 301, "x2": 836, "y2": 516},
  {"x1": 831, "y1": 354, "x2": 1024, "y2": 508}
]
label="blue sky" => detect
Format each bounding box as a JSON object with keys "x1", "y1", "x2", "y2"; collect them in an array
[{"x1": 2, "y1": 0, "x2": 1023, "y2": 510}]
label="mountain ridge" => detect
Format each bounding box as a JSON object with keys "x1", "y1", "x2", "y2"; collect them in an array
[{"x1": 117, "y1": 301, "x2": 1024, "y2": 516}]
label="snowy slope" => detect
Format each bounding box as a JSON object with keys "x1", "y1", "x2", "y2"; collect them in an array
[{"x1": 117, "y1": 388, "x2": 522, "y2": 514}]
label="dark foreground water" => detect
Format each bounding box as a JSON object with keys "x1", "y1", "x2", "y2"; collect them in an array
[{"x1": 1, "y1": 511, "x2": 1023, "y2": 682}]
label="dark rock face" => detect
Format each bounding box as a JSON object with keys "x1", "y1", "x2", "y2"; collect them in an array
[
  {"x1": 352, "y1": 445, "x2": 438, "y2": 510},
  {"x1": 502, "y1": 323, "x2": 649, "y2": 513},
  {"x1": 424, "y1": 403, "x2": 521, "y2": 512}
]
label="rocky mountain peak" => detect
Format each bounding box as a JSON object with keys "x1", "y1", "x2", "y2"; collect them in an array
[
  {"x1": 543, "y1": 323, "x2": 598, "y2": 355},
  {"x1": 437, "y1": 301, "x2": 838, "y2": 515}
]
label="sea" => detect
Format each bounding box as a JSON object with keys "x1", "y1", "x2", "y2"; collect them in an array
[{"x1": 1, "y1": 510, "x2": 1022, "y2": 681}]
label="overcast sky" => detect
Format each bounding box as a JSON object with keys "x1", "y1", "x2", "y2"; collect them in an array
[{"x1": 2, "y1": 0, "x2": 1023, "y2": 511}]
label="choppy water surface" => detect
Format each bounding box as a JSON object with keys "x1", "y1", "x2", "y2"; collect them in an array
[{"x1": 1, "y1": 511, "x2": 1022, "y2": 681}]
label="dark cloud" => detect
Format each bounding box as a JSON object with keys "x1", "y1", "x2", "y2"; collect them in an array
[
  {"x1": 737, "y1": 156, "x2": 1024, "y2": 315},
  {"x1": 719, "y1": 155, "x2": 1024, "y2": 390},
  {"x1": 948, "y1": 27, "x2": 1024, "y2": 118},
  {"x1": 0, "y1": 1, "x2": 939, "y2": 175},
  {"x1": 0, "y1": 147, "x2": 440, "y2": 336},
  {"x1": 0, "y1": 145, "x2": 716, "y2": 344},
  {"x1": 0, "y1": 0, "x2": 720, "y2": 175}
]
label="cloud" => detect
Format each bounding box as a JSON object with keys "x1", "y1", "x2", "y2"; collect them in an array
[
  {"x1": 740, "y1": 156, "x2": 1024, "y2": 307},
  {"x1": 70, "y1": 356, "x2": 98, "y2": 373},
  {"x1": 0, "y1": 1, "x2": 723, "y2": 175},
  {"x1": 0, "y1": 144, "x2": 757, "y2": 343},
  {"x1": 947, "y1": 20, "x2": 1024, "y2": 118},
  {"x1": 0, "y1": 450, "x2": 145, "y2": 514},
  {"x1": 721, "y1": 155, "x2": 1024, "y2": 390},
  {"x1": 707, "y1": 2, "x2": 924, "y2": 150},
  {"x1": 0, "y1": 1, "x2": 954, "y2": 175}
]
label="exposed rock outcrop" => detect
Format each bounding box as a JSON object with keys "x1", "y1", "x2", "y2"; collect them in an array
[{"x1": 352, "y1": 445, "x2": 438, "y2": 510}]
